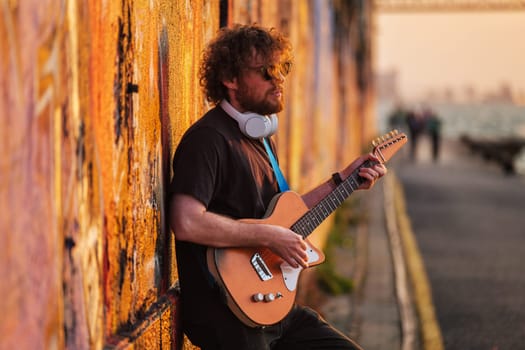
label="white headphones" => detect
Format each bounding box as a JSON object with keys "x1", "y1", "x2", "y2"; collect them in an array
[{"x1": 220, "y1": 100, "x2": 278, "y2": 139}]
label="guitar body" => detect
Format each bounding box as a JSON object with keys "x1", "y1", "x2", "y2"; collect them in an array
[
  {"x1": 206, "y1": 130, "x2": 407, "y2": 327},
  {"x1": 207, "y1": 191, "x2": 325, "y2": 327}
]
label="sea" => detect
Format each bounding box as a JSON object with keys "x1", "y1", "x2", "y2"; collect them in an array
[{"x1": 376, "y1": 100, "x2": 525, "y2": 175}]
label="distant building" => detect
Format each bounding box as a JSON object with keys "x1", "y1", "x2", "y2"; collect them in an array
[{"x1": 482, "y1": 83, "x2": 515, "y2": 104}]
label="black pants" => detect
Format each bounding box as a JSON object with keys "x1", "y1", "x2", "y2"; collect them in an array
[{"x1": 185, "y1": 304, "x2": 363, "y2": 350}]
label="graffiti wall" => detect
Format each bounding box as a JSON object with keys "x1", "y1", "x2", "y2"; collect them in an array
[{"x1": 0, "y1": 0, "x2": 375, "y2": 349}]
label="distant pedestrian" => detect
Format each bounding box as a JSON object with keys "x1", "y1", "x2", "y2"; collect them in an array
[
  {"x1": 406, "y1": 109, "x2": 424, "y2": 161},
  {"x1": 423, "y1": 107, "x2": 442, "y2": 162}
]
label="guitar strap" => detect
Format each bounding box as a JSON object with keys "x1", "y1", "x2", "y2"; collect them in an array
[{"x1": 262, "y1": 137, "x2": 289, "y2": 192}]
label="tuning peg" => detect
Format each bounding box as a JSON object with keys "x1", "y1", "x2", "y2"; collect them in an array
[{"x1": 372, "y1": 139, "x2": 378, "y2": 147}]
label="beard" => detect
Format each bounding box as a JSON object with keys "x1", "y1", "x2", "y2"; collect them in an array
[{"x1": 235, "y1": 81, "x2": 284, "y2": 115}]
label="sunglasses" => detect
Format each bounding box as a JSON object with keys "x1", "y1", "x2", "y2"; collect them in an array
[{"x1": 245, "y1": 61, "x2": 293, "y2": 81}]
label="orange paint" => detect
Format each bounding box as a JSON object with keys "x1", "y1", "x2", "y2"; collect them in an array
[{"x1": 0, "y1": 1, "x2": 374, "y2": 349}]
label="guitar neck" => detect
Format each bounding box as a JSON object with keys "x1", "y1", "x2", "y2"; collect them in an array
[
  {"x1": 291, "y1": 159, "x2": 375, "y2": 239},
  {"x1": 291, "y1": 129, "x2": 407, "y2": 239}
]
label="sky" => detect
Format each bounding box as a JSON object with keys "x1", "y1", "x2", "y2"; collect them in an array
[{"x1": 375, "y1": 11, "x2": 525, "y2": 101}]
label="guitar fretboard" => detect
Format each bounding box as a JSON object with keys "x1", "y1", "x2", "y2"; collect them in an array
[{"x1": 291, "y1": 160, "x2": 374, "y2": 238}]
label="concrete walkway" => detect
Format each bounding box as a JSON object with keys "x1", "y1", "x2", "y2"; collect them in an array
[
  {"x1": 321, "y1": 135, "x2": 525, "y2": 350},
  {"x1": 396, "y1": 137, "x2": 525, "y2": 349},
  {"x1": 319, "y1": 181, "x2": 405, "y2": 349},
  {"x1": 319, "y1": 137, "x2": 447, "y2": 350}
]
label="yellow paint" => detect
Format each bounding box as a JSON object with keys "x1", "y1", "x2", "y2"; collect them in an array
[{"x1": 392, "y1": 174, "x2": 445, "y2": 350}]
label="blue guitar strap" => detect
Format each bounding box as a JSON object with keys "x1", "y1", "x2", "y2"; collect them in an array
[{"x1": 262, "y1": 137, "x2": 289, "y2": 192}]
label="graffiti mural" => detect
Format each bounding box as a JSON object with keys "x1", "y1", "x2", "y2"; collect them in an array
[{"x1": 0, "y1": 1, "x2": 374, "y2": 349}]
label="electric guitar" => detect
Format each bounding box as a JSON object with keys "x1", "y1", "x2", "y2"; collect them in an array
[{"x1": 206, "y1": 130, "x2": 408, "y2": 327}]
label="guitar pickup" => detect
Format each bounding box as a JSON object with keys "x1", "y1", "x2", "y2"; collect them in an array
[{"x1": 251, "y1": 253, "x2": 273, "y2": 281}]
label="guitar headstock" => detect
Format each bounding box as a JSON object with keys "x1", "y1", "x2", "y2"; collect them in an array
[{"x1": 371, "y1": 129, "x2": 408, "y2": 163}]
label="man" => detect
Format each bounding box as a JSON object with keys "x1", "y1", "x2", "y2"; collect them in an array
[{"x1": 169, "y1": 24, "x2": 386, "y2": 350}]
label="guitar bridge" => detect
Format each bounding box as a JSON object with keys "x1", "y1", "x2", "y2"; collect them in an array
[{"x1": 251, "y1": 253, "x2": 273, "y2": 281}]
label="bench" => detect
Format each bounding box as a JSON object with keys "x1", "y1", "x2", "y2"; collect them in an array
[{"x1": 460, "y1": 134, "x2": 525, "y2": 175}]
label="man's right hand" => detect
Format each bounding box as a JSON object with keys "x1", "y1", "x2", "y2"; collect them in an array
[{"x1": 261, "y1": 224, "x2": 309, "y2": 269}]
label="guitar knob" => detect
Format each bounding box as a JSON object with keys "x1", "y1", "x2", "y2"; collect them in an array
[
  {"x1": 252, "y1": 293, "x2": 264, "y2": 302},
  {"x1": 264, "y1": 293, "x2": 276, "y2": 302}
]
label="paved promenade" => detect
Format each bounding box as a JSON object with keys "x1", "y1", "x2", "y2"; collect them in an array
[
  {"x1": 319, "y1": 179, "x2": 405, "y2": 350},
  {"x1": 321, "y1": 136, "x2": 525, "y2": 349},
  {"x1": 396, "y1": 138, "x2": 525, "y2": 349},
  {"x1": 319, "y1": 144, "x2": 420, "y2": 350}
]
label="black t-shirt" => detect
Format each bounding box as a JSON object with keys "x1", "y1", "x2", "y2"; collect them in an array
[{"x1": 169, "y1": 105, "x2": 280, "y2": 322}]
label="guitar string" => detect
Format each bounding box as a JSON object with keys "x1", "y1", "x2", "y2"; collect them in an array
[
  {"x1": 293, "y1": 160, "x2": 372, "y2": 238},
  {"x1": 256, "y1": 162, "x2": 371, "y2": 264},
  {"x1": 253, "y1": 142, "x2": 407, "y2": 279}
]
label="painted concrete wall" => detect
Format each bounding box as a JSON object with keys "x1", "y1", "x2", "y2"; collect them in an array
[{"x1": 0, "y1": 1, "x2": 375, "y2": 349}]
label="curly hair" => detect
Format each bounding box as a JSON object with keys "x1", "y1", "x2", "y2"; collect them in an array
[{"x1": 199, "y1": 24, "x2": 293, "y2": 105}]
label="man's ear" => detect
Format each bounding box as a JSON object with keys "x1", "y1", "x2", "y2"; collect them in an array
[{"x1": 222, "y1": 77, "x2": 238, "y2": 90}]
